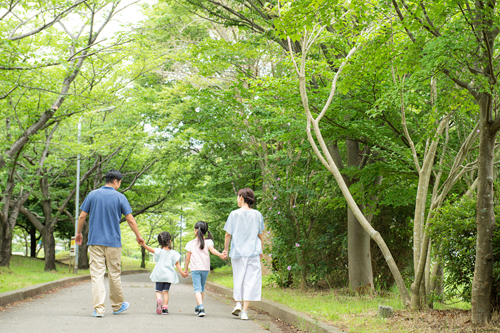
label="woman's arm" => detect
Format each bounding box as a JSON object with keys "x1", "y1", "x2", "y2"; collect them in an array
[
  {"x1": 141, "y1": 243, "x2": 155, "y2": 254},
  {"x1": 258, "y1": 233, "x2": 264, "y2": 244},
  {"x1": 184, "y1": 252, "x2": 191, "y2": 273},
  {"x1": 258, "y1": 233, "x2": 265, "y2": 259},
  {"x1": 224, "y1": 232, "x2": 231, "y2": 254}
]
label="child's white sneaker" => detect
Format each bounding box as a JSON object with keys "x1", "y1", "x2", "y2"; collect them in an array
[
  {"x1": 240, "y1": 311, "x2": 248, "y2": 320},
  {"x1": 231, "y1": 304, "x2": 241, "y2": 316}
]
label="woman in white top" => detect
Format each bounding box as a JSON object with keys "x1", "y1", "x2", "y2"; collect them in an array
[
  {"x1": 223, "y1": 188, "x2": 265, "y2": 320},
  {"x1": 141, "y1": 231, "x2": 187, "y2": 315}
]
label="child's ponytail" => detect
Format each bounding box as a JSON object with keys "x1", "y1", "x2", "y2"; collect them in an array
[
  {"x1": 206, "y1": 230, "x2": 213, "y2": 240},
  {"x1": 195, "y1": 221, "x2": 210, "y2": 250}
]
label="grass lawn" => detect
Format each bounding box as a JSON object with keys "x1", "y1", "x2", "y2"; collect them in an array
[
  {"x1": 208, "y1": 266, "x2": 494, "y2": 333},
  {"x1": 0, "y1": 254, "x2": 148, "y2": 294}
]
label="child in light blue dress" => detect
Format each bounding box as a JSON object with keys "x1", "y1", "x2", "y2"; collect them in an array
[{"x1": 142, "y1": 231, "x2": 187, "y2": 314}]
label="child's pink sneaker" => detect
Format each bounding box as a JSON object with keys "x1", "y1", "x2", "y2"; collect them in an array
[{"x1": 156, "y1": 299, "x2": 162, "y2": 314}]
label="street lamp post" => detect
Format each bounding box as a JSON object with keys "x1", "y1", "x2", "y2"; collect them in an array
[
  {"x1": 73, "y1": 107, "x2": 114, "y2": 274},
  {"x1": 73, "y1": 118, "x2": 82, "y2": 274},
  {"x1": 179, "y1": 206, "x2": 183, "y2": 267}
]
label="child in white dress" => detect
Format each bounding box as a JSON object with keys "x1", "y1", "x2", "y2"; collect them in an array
[{"x1": 142, "y1": 231, "x2": 188, "y2": 314}]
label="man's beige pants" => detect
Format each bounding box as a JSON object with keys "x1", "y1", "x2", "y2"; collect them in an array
[{"x1": 89, "y1": 245, "x2": 124, "y2": 314}]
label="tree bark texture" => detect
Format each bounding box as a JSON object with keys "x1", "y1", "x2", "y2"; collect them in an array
[
  {"x1": 141, "y1": 246, "x2": 146, "y2": 269},
  {"x1": 0, "y1": 222, "x2": 12, "y2": 267},
  {"x1": 30, "y1": 225, "x2": 37, "y2": 257},
  {"x1": 42, "y1": 226, "x2": 56, "y2": 271},
  {"x1": 348, "y1": 206, "x2": 374, "y2": 290},
  {"x1": 78, "y1": 221, "x2": 89, "y2": 270},
  {"x1": 346, "y1": 139, "x2": 374, "y2": 290},
  {"x1": 472, "y1": 98, "x2": 497, "y2": 324}
]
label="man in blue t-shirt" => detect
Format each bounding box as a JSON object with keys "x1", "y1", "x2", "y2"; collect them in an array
[{"x1": 75, "y1": 169, "x2": 145, "y2": 318}]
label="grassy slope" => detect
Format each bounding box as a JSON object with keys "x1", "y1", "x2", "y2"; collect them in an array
[
  {"x1": 208, "y1": 266, "x2": 473, "y2": 333},
  {"x1": 0, "y1": 254, "x2": 148, "y2": 294}
]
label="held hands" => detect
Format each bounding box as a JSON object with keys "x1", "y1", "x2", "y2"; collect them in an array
[
  {"x1": 181, "y1": 270, "x2": 188, "y2": 278},
  {"x1": 221, "y1": 250, "x2": 228, "y2": 260},
  {"x1": 136, "y1": 236, "x2": 145, "y2": 246}
]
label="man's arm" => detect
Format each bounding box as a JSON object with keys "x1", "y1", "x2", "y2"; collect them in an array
[
  {"x1": 75, "y1": 211, "x2": 88, "y2": 245},
  {"x1": 124, "y1": 213, "x2": 144, "y2": 245}
]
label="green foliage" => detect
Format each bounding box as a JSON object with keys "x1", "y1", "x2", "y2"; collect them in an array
[{"x1": 429, "y1": 194, "x2": 500, "y2": 306}]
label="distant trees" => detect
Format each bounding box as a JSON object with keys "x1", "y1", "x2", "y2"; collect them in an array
[{"x1": 0, "y1": 0, "x2": 177, "y2": 270}]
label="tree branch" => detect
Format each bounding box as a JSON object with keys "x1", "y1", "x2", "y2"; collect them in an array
[
  {"x1": 120, "y1": 159, "x2": 160, "y2": 194},
  {"x1": 7, "y1": 0, "x2": 89, "y2": 41},
  {"x1": 391, "y1": 0, "x2": 416, "y2": 43}
]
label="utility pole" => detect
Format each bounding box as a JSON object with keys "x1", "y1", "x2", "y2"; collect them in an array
[
  {"x1": 73, "y1": 118, "x2": 82, "y2": 274},
  {"x1": 179, "y1": 206, "x2": 183, "y2": 266},
  {"x1": 73, "y1": 107, "x2": 114, "y2": 274}
]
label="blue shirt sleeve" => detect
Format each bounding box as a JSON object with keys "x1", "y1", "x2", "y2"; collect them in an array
[
  {"x1": 223, "y1": 212, "x2": 234, "y2": 234},
  {"x1": 80, "y1": 192, "x2": 92, "y2": 213},
  {"x1": 120, "y1": 195, "x2": 133, "y2": 216}
]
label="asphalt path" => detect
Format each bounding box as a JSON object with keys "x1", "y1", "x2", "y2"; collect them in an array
[{"x1": 0, "y1": 272, "x2": 271, "y2": 333}]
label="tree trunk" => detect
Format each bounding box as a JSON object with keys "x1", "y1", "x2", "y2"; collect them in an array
[
  {"x1": 428, "y1": 259, "x2": 443, "y2": 308},
  {"x1": 434, "y1": 263, "x2": 444, "y2": 298},
  {"x1": 348, "y1": 206, "x2": 374, "y2": 290},
  {"x1": 297, "y1": 247, "x2": 308, "y2": 289},
  {"x1": 472, "y1": 104, "x2": 497, "y2": 324},
  {"x1": 78, "y1": 221, "x2": 89, "y2": 270},
  {"x1": 42, "y1": 226, "x2": 57, "y2": 271},
  {"x1": 30, "y1": 225, "x2": 37, "y2": 257},
  {"x1": 346, "y1": 140, "x2": 374, "y2": 290},
  {"x1": 424, "y1": 241, "x2": 432, "y2": 307},
  {"x1": 141, "y1": 246, "x2": 146, "y2": 269},
  {"x1": 0, "y1": 223, "x2": 12, "y2": 267}
]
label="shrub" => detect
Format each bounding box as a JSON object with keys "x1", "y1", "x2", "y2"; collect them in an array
[{"x1": 428, "y1": 194, "x2": 500, "y2": 307}]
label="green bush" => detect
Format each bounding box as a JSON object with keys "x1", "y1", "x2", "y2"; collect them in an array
[
  {"x1": 428, "y1": 194, "x2": 500, "y2": 307},
  {"x1": 210, "y1": 253, "x2": 227, "y2": 270},
  {"x1": 264, "y1": 178, "x2": 349, "y2": 288}
]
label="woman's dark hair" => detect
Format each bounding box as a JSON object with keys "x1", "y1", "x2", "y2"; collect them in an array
[
  {"x1": 194, "y1": 221, "x2": 213, "y2": 250},
  {"x1": 105, "y1": 169, "x2": 123, "y2": 184},
  {"x1": 158, "y1": 231, "x2": 172, "y2": 249},
  {"x1": 237, "y1": 188, "x2": 255, "y2": 208}
]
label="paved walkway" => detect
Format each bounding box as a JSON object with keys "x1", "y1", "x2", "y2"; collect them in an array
[{"x1": 0, "y1": 273, "x2": 273, "y2": 333}]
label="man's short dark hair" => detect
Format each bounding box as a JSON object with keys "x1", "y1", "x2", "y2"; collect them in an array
[{"x1": 105, "y1": 169, "x2": 123, "y2": 184}]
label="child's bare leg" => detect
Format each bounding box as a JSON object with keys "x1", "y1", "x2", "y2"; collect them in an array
[
  {"x1": 155, "y1": 291, "x2": 162, "y2": 300},
  {"x1": 195, "y1": 292, "x2": 203, "y2": 306},
  {"x1": 162, "y1": 291, "x2": 169, "y2": 307}
]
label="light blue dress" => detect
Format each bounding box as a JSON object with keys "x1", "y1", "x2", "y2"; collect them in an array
[
  {"x1": 149, "y1": 248, "x2": 181, "y2": 283},
  {"x1": 223, "y1": 208, "x2": 265, "y2": 258}
]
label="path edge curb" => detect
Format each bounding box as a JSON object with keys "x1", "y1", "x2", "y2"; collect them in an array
[
  {"x1": 0, "y1": 269, "x2": 149, "y2": 307},
  {"x1": 206, "y1": 280, "x2": 342, "y2": 333}
]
